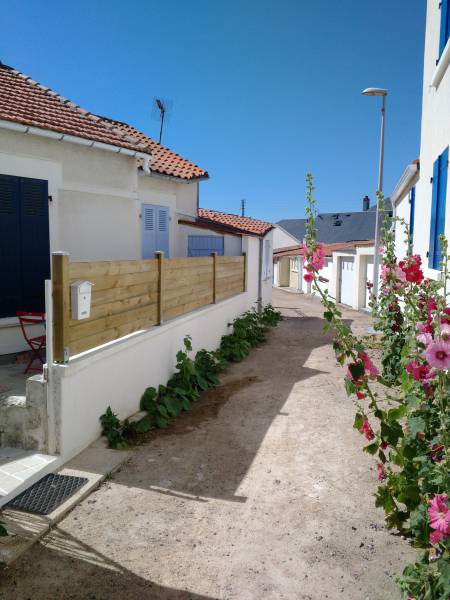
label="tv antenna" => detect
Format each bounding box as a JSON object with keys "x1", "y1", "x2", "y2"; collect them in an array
[
  {"x1": 152, "y1": 98, "x2": 172, "y2": 144},
  {"x1": 241, "y1": 198, "x2": 246, "y2": 217}
]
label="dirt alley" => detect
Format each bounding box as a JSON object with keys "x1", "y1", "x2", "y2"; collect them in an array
[{"x1": 0, "y1": 288, "x2": 417, "y2": 600}]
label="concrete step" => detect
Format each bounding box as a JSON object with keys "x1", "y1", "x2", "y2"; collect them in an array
[{"x1": 0, "y1": 448, "x2": 61, "y2": 508}]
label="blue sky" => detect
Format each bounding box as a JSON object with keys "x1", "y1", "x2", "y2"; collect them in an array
[{"x1": 0, "y1": 0, "x2": 425, "y2": 222}]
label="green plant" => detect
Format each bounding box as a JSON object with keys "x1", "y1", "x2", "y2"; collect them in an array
[
  {"x1": 101, "y1": 307, "x2": 281, "y2": 446},
  {"x1": 100, "y1": 407, "x2": 129, "y2": 449},
  {"x1": 303, "y1": 173, "x2": 449, "y2": 599},
  {"x1": 0, "y1": 521, "x2": 7, "y2": 537}
]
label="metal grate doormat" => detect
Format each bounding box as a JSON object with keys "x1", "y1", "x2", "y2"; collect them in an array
[{"x1": 6, "y1": 473, "x2": 88, "y2": 515}]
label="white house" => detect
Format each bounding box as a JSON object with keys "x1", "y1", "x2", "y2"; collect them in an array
[
  {"x1": 0, "y1": 62, "x2": 273, "y2": 355},
  {"x1": 402, "y1": 1, "x2": 450, "y2": 276},
  {"x1": 391, "y1": 160, "x2": 420, "y2": 259}
]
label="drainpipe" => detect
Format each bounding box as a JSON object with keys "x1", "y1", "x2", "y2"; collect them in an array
[{"x1": 258, "y1": 237, "x2": 263, "y2": 313}]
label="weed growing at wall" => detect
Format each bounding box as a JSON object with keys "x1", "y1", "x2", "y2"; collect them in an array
[{"x1": 100, "y1": 305, "x2": 281, "y2": 448}]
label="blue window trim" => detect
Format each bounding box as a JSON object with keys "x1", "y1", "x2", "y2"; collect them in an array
[
  {"x1": 428, "y1": 147, "x2": 449, "y2": 269},
  {"x1": 439, "y1": 0, "x2": 450, "y2": 60}
]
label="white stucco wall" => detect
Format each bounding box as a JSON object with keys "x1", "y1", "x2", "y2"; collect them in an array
[
  {"x1": 273, "y1": 225, "x2": 299, "y2": 250},
  {"x1": 330, "y1": 246, "x2": 374, "y2": 310},
  {"x1": 413, "y1": 1, "x2": 450, "y2": 279},
  {"x1": 394, "y1": 189, "x2": 414, "y2": 260}
]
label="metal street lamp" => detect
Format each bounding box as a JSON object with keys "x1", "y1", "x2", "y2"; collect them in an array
[{"x1": 362, "y1": 87, "x2": 388, "y2": 300}]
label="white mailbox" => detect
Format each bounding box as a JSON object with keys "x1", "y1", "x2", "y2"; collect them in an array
[{"x1": 70, "y1": 280, "x2": 94, "y2": 320}]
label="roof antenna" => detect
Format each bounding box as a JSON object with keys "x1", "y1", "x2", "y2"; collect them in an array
[
  {"x1": 241, "y1": 198, "x2": 246, "y2": 217},
  {"x1": 152, "y1": 98, "x2": 172, "y2": 144}
]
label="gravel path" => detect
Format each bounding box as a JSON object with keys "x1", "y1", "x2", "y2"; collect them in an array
[{"x1": 0, "y1": 289, "x2": 416, "y2": 600}]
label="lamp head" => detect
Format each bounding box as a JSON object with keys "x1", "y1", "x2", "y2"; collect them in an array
[{"x1": 362, "y1": 87, "x2": 388, "y2": 97}]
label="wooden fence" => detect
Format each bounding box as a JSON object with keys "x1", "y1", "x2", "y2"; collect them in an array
[{"x1": 52, "y1": 252, "x2": 246, "y2": 362}]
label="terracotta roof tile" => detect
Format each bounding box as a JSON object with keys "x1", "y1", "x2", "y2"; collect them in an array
[
  {"x1": 197, "y1": 208, "x2": 273, "y2": 236},
  {"x1": 0, "y1": 62, "x2": 149, "y2": 153},
  {"x1": 102, "y1": 119, "x2": 208, "y2": 181}
]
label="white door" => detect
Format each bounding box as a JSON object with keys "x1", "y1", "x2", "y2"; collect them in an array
[
  {"x1": 273, "y1": 260, "x2": 279, "y2": 286},
  {"x1": 365, "y1": 258, "x2": 374, "y2": 308},
  {"x1": 340, "y1": 257, "x2": 355, "y2": 306}
]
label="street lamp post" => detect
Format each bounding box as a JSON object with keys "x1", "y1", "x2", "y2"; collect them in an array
[{"x1": 362, "y1": 87, "x2": 388, "y2": 299}]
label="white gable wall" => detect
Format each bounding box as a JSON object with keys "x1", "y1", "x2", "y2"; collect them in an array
[{"x1": 413, "y1": 1, "x2": 450, "y2": 278}]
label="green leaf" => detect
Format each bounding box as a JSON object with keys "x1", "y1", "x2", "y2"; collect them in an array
[
  {"x1": 348, "y1": 362, "x2": 364, "y2": 381},
  {"x1": 408, "y1": 415, "x2": 426, "y2": 438},
  {"x1": 363, "y1": 442, "x2": 379, "y2": 455},
  {"x1": 181, "y1": 397, "x2": 191, "y2": 411},
  {"x1": 140, "y1": 387, "x2": 158, "y2": 411},
  {"x1": 323, "y1": 311, "x2": 333, "y2": 322},
  {"x1": 161, "y1": 395, "x2": 182, "y2": 417},
  {"x1": 387, "y1": 405, "x2": 407, "y2": 423},
  {"x1": 155, "y1": 414, "x2": 169, "y2": 429},
  {"x1": 344, "y1": 377, "x2": 356, "y2": 396},
  {"x1": 134, "y1": 415, "x2": 153, "y2": 433},
  {"x1": 353, "y1": 413, "x2": 363, "y2": 430}
]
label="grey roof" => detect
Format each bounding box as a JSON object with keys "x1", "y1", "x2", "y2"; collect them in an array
[{"x1": 277, "y1": 207, "x2": 391, "y2": 244}]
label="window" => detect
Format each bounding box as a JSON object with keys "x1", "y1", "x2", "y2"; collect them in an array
[
  {"x1": 290, "y1": 257, "x2": 298, "y2": 272},
  {"x1": 141, "y1": 204, "x2": 169, "y2": 258},
  {"x1": 429, "y1": 147, "x2": 449, "y2": 269},
  {"x1": 263, "y1": 239, "x2": 272, "y2": 280},
  {"x1": 439, "y1": 0, "x2": 450, "y2": 60},
  {"x1": 187, "y1": 235, "x2": 224, "y2": 257}
]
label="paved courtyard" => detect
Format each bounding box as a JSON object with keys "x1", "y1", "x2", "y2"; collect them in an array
[{"x1": 0, "y1": 289, "x2": 416, "y2": 599}]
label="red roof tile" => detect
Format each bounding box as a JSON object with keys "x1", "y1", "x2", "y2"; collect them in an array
[
  {"x1": 0, "y1": 63, "x2": 149, "y2": 153},
  {"x1": 103, "y1": 119, "x2": 208, "y2": 181},
  {"x1": 197, "y1": 209, "x2": 273, "y2": 236},
  {"x1": 0, "y1": 62, "x2": 208, "y2": 180}
]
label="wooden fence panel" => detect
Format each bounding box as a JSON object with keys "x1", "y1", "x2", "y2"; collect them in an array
[{"x1": 53, "y1": 253, "x2": 247, "y2": 361}]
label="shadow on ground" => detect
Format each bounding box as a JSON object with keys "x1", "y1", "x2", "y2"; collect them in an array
[
  {"x1": 109, "y1": 314, "x2": 353, "y2": 503},
  {"x1": 0, "y1": 526, "x2": 216, "y2": 600}
]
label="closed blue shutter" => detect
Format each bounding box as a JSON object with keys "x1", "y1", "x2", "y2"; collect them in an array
[
  {"x1": 0, "y1": 174, "x2": 49, "y2": 317},
  {"x1": 141, "y1": 204, "x2": 170, "y2": 258},
  {"x1": 429, "y1": 147, "x2": 449, "y2": 269},
  {"x1": 187, "y1": 235, "x2": 224, "y2": 256},
  {"x1": 439, "y1": 0, "x2": 450, "y2": 59},
  {"x1": 141, "y1": 204, "x2": 155, "y2": 259},
  {"x1": 156, "y1": 206, "x2": 170, "y2": 257}
]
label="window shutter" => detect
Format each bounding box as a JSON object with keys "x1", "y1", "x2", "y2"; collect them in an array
[
  {"x1": 141, "y1": 205, "x2": 155, "y2": 259},
  {"x1": 156, "y1": 206, "x2": 170, "y2": 257},
  {"x1": 429, "y1": 147, "x2": 449, "y2": 269},
  {"x1": 409, "y1": 186, "x2": 415, "y2": 245},
  {"x1": 187, "y1": 235, "x2": 224, "y2": 256},
  {"x1": 439, "y1": 0, "x2": 450, "y2": 58}
]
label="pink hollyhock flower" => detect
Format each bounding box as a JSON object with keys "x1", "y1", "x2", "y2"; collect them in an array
[
  {"x1": 379, "y1": 247, "x2": 385, "y2": 254},
  {"x1": 439, "y1": 323, "x2": 450, "y2": 341},
  {"x1": 417, "y1": 332, "x2": 432, "y2": 346},
  {"x1": 423, "y1": 341, "x2": 450, "y2": 370},
  {"x1": 380, "y1": 440, "x2": 388, "y2": 450},
  {"x1": 416, "y1": 322, "x2": 428, "y2": 334},
  {"x1": 356, "y1": 391, "x2": 366, "y2": 400},
  {"x1": 358, "y1": 352, "x2": 379, "y2": 380},
  {"x1": 311, "y1": 244, "x2": 325, "y2": 270},
  {"x1": 430, "y1": 529, "x2": 446, "y2": 545},
  {"x1": 395, "y1": 266, "x2": 407, "y2": 281},
  {"x1": 428, "y1": 494, "x2": 450, "y2": 534},
  {"x1": 377, "y1": 463, "x2": 386, "y2": 481},
  {"x1": 360, "y1": 420, "x2": 374, "y2": 441},
  {"x1": 303, "y1": 272, "x2": 313, "y2": 283}
]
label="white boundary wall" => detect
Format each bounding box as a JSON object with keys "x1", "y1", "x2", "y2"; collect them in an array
[{"x1": 46, "y1": 234, "x2": 272, "y2": 461}]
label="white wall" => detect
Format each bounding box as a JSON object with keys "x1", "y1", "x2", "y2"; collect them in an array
[
  {"x1": 331, "y1": 247, "x2": 374, "y2": 310},
  {"x1": 413, "y1": 1, "x2": 450, "y2": 279},
  {"x1": 273, "y1": 225, "x2": 299, "y2": 250},
  {"x1": 394, "y1": 189, "x2": 413, "y2": 260},
  {"x1": 53, "y1": 293, "x2": 248, "y2": 460}
]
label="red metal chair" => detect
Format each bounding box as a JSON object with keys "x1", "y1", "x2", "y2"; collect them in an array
[{"x1": 16, "y1": 311, "x2": 46, "y2": 373}]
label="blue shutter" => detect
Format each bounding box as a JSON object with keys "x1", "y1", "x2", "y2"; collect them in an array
[
  {"x1": 409, "y1": 186, "x2": 415, "y2": 250},
  {"x1": 141, "y1": 204, "x2": 155, "y2": 259},
  {"x1": 429, "y1": 147, "x2": 449, "y2": 269},
  {"x1": 156, "y1": 206, "x2": 170, "y2": 257},
  {"x1": 141, "y1": 204, "x2": 170, "y2": 258},
  {"x1": 439, "y1": 0, "x2": 450, "y2": 59},
  {"x1": 187, "y1": 235, "x2": 224, "y2": 256}
]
